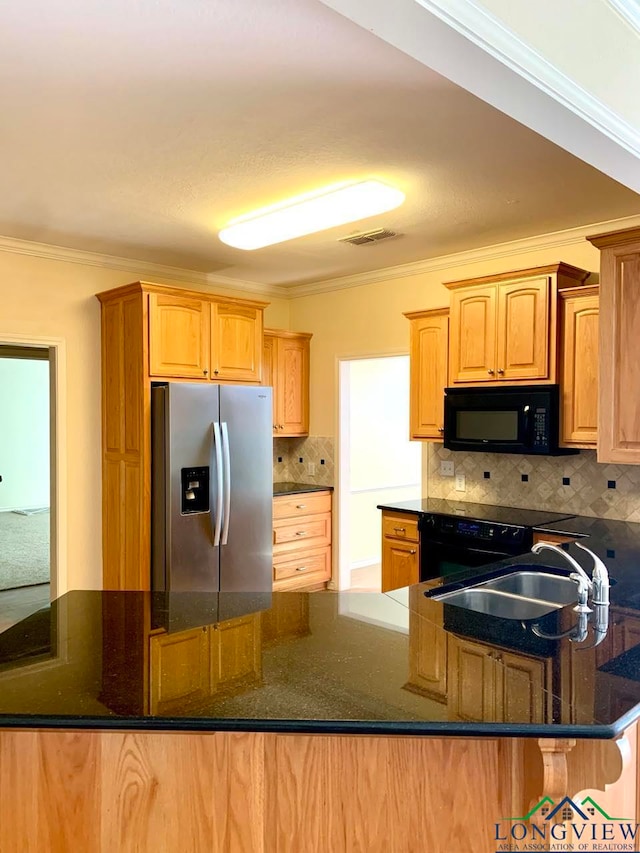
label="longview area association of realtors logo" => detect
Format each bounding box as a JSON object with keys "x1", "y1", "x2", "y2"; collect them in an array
[{"x1": 493, "y1": 795, "x2": 638, "y2": 851}]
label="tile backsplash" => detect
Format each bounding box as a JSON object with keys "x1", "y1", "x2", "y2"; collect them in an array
[
  {"x1": 273, "y1": 436, "x2": 335, "y2": 487},
  {"x1": 427, "y1": 444, "x2": 640, "y2": 522}
]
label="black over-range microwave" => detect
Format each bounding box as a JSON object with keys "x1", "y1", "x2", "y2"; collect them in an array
[{"x1": 443, "y1": 384, "x2": 577, "y2": 456}]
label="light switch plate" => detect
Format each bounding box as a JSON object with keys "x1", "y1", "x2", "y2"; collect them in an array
[
  {"x1": 440, "y1": 460, "x2": 455, "y2": 477},
  {"x1": 455, "y1": 473, "x2": 466, "y2": 492}
]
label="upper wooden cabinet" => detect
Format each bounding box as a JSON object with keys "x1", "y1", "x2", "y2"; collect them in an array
[
  {"x1": 149, "y1": 293, "x2": 210, "y2": 379},
  {"x1": 403, "y1": 308, "x2": 448, "y2": 440},
  {"x1": 559, "y1": 286, "x2": 599, "y2": 448},
  {"x1": 96, "y1": 281, "x2": 269, "y2": 590},
  {"x1": 147, "y1": 286, "x2": 265, "y2": 383},
  {"x1": 263, "y1": 328, "x2": 311, "y2": 436},
  {"x1": 587, "y1": 227, "x2": 640, "y2": 464},
  {"x1": 445, "y1": 264, "x2": 590, "y2": 386}
]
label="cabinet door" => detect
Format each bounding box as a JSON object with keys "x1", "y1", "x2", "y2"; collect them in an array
[
  {"x1": 211, "y1": 302, "x2": 262, "y2": 382},
  {"x1": 210, "y1": 614, "x2": 261, "y2": 692},
  {"x1": 496, "y1": 277, "x2": 549, "y2": 380},
  {"x1": 495, "y1": 650, "x2": 548, "y2": 723},
  {"x1": 276, "y1": 335, "x2": 310, "y2": 436},
  {"x1": 449, "y1": 286, "x2": 497, "y2": 383},
  {"x1": 406, "y1": 586, "x2": 447, "y2": 701},
  {"x1": 593, "y1": 237, "x2": 640, "y2": 463},
  {"x1": 560, "y1": 292, "x2": 599, "y2": 446},
  {"x1": 149, "y1": 626, "x2": 210, "y2": 713},
  {"x1": 447, "y1": 635, "x2": 495, "y2": 721},
  {"x1": 263, "y1": 334, "x2": 278, "y2": 434},
  {"x1": 409, "y1": 313, "x2": 448, "y2": 439},
  {"x1": 381, "y1": 537, "x2": 419, "y2": 592},
  {"x1": 148, "y1": 293, "x2": 210, "y2": 378}
]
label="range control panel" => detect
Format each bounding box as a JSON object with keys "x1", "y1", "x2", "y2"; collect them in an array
[{"x1": 422, "y1": 514, "x2": 528, "y2": 547}]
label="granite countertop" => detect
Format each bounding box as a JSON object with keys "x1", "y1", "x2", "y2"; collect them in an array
[
  {"x1": 376, "y1": 497, "x2": 575, "y2": 528},
  {"x1": 3, "y1": 541, "x2": 640, "y2": 738},
  {"x1": 273, "y1": 481, "x2": 334, "y2": 496}
]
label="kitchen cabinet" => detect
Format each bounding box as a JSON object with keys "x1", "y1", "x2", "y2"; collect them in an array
[
  {"x1": 148, "y1": 288, "x2": 264, "y2": 383},
  {"x1": 272, "y1": 490, "x2": 332, "y2": 591},
  {"x1": 448, "y1": 635, "x2": 551, "y2": 723},
  {"x1": 405, "y1": 584, "x2": 448, "y2": 702},
  {"x1": 261, "y1": 592, "x2": 310, "y2": 644},
  {"x1": 445, "y1": 263, "x2": 589, "y2": 386},
  {"x1": 263, "y1": 328, "x2": 312, "y2": 436},
  {"x1": 381, "y1": 511, "x2": 420, "y2": 592},
  {"x1": 559, "y1": 286, "x2": 599, "y2": 448},
  {"x1": 149, "y1": 614, "x2": 262, "y2": 714},
  {"x1": 97, "y1": 281, "x2": 269, "y2": 590},
  {"x1": 403, "y1": 308, "x2": 449, "y2": 440},
  {"x1": 587, "y1": 227, "x2": 640, "y2": 463}
]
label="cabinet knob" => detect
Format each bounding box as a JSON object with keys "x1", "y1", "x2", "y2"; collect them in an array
[
  {"x1": 273, "y1": 424, "x2": 278, "y2": 431},
  {"x1": 203, "y1": 369, "x2": 208, "y2": 376},
  {"x1": 487, "y1": 369, "x2": 495, "y2": 375},
  {"x1": 278, "y1": 424, "x2": 284, "y2": 429},
  {"x1": 214, "y1": 369, "x2": 219, "y2": 375},
  {"x1": 438, "y1": 427, "x2": 444, "y2": 434},
  {"x1": 497, "y1": 368, "x2": 505, "y2": 375}
]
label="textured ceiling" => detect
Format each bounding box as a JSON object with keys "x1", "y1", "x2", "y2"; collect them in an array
[{"x1": 1, "y1": 0, "x2": 639, "y2": 287}]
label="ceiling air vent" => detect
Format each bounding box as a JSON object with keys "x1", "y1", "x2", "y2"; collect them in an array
[{"x1": 339, "y1": 228, "x2": 398, "y2": 246}]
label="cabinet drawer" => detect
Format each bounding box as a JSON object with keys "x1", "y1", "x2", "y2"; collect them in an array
[
  {"x1": 273, "y1": 546, "x2": 331, "y2": 590},
  {"x1": 273, "y1": 491, "x2": 332, "y2": 519},
  {"x1": 273, "y1": 512, "x2": 331, "y2": 549},
  {"x1": 382, "y1": 513, "x2": 419, "y2": 542}
]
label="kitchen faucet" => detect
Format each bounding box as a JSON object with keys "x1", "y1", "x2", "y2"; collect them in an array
[{"x1": 530, "y1": 541, "x2": 610, "y2": 611}]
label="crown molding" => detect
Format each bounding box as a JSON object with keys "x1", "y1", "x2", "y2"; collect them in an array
[
  {"x1": 414, "y1": 0, "x2": 640, "y2": 159},
  {"x1": 607, "y1": 0, "x2": 640, "y2": 35},
  {"x1": 0, "y1": 233, "x2": 286, "y2": 297},
  {"x1": 286, "y1": 213, "x2": 640, "y2": 298}
]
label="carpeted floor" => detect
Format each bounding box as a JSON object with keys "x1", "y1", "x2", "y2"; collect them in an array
[{"x1": 0, "y1": 510, "x2": 50, "y2": 591}]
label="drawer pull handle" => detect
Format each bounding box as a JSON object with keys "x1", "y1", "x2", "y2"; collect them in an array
[
  {"x1": 296, "y1": 566, "x2": 308, "y2": 572},
  {"x1": 295, "y1": 531, "x2": 308, "y2": 536},
  {"x1": 394, "y1": 527, "x2": 406, "y2": 534},
  {"x1": 296, "y1": 504, "x2": 307, "y2": 509}
]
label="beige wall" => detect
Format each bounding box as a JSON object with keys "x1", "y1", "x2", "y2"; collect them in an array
[
  {"x1": 289, "y1": 239, "x2": 602, "y2": 438},
  {"x1": 0, "y1": 250, "x2": 290, "y2": 591}
]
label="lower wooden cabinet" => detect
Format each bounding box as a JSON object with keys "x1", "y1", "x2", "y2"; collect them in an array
[
  {"x1": 447, "y1": 634, "x2": 551, "y2": 723},
  {"x1": 381, "y1": 510, "x2": 420, "y2": 592},
  {"x1": 149, "y1": 614, "x2": 261, "y2": 714},
  {"x1": 261, "y1": 593, "x2": 311, "y2": 644},
  {"x1": 273, "y1": 491, "x2": 332, "y2": 591}
]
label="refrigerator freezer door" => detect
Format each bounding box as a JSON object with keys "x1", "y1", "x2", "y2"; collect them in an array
[
  {"x1": 219, "y1": 385, "x2": 273, "y2": 591},
  {"x1": 152, "y1": 382, "x2": 222, "y2": 592}
]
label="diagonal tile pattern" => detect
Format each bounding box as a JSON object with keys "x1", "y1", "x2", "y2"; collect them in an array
[
  {"x1": 273, "y1": 436, "x2": 335, "y2": 487},
  {"x1": 427, "y1": 445, "x2": 640, "y2": 521}
]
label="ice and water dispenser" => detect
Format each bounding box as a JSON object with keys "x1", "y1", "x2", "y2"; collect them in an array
[{"x1": 181, "y1": 466, "x2": 210, "y2": 514}]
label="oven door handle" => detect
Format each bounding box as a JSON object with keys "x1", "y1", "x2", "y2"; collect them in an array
[{"x1": 422, "y1": 538, "x2": 513, "y2": 558}]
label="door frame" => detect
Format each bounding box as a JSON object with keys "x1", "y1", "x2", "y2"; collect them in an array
[
  {"x1": 336, "y1": 349, "x2": 408, "y2": 591},
  {"x1": 0, "y1": 333, "x2": 67, "y2": 599}
]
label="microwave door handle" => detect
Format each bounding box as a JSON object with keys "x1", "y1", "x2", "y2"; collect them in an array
[{"x1": 522, "y1": 405, "x2": 533, "y2": 441}]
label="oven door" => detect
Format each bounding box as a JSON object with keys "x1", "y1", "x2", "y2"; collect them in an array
[{"x1": 421, "y1": 538, "x2": 514, "y2": 582}]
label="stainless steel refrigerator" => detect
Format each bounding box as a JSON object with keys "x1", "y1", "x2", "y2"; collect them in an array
[{"x1": 151, "y1": 382, "x2": 273, "y2": 593}]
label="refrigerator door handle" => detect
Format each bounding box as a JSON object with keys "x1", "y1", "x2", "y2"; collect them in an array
[
  {"x1": 221, "y1": 421, "x2": 232, "y2": 545},
  {"x1": 212, "y1": 422, "x2": 224, "y2": 547}
]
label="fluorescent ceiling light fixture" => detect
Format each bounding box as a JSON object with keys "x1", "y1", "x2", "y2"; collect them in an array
[{"x1": 218, "y1": 180, "x2": 405, "y2": 250}]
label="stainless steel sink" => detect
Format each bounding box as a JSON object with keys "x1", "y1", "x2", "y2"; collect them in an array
[
  {"x1": 478, "y1": 571, "x2": 578, "y2": 606},
  {"x1": 435, "y1": 587, "x2": 564, "y2": 620},
  {"x1": 431, "y1": 568, "x2": 578, "y2": 620}
]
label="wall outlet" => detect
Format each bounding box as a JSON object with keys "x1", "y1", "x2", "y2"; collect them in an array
[
  {"x1": 307, "y1": 462, "x2": 316, "y2": 475},
  {"x1": 455, "y1": 473, "x2": 466, "y2": 492},
  {"x1": 440, "y1": 460, "x2": 455, "y2": 477}
]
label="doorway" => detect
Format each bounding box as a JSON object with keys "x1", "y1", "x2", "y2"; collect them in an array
[
  {"x1": 338, "y1": 355, "x2": 421, "y2": 592},
  {"x1": 0, "y1": 345, "x2": 53, "y2": 630}
]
